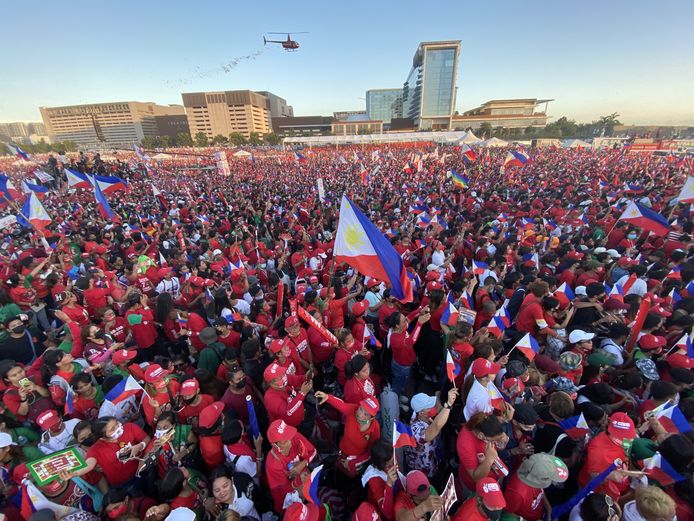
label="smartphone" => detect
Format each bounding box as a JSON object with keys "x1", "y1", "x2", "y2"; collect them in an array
[{"x1": 19, "y1": 378, "x2": 30, "y2": 389}]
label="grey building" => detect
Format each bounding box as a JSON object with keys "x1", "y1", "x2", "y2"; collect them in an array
[{"x1": 366, "y1": 89, "x2": 403, "y2": 125}]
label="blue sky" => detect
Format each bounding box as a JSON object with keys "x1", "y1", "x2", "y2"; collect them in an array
[{"x1": 3, "y1": 0, "x2": 693, "y2": 125}]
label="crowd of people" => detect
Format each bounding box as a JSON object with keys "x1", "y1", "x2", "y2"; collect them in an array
[{"x1": 0, "y1": 141, "x2": 691, "y2": 521}]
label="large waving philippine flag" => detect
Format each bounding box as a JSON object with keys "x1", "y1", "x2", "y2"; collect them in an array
[
  {"x1": 335, "y1": 195, "x2": 413, "y2": 302},
  {"x1": 17, "y1": 192, "x2": 51, "y2": 230},
  {"x1": 641, "y1": 452, "x2": 685, "y2": 486},
  {"x1": 677, "y1": 176, "x2": 694, "y2": 204},
  {"x1": 94, "y1": 181, "x2": 121, "y2": 223},
  {"x1": 104, "y1": 375, "x2": 143, "y2": 404},
  {"x1": 64, "y1": 168, "x2": 92, "y2": 189},
  {"x1": 618, "y1": 201, "x2": 670, "y2": 236},
  {"x1": 502, "y1": 150, "x2": 530, "y2": 171}
]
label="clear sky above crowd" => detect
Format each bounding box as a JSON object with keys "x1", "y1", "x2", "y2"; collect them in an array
[{"x1": 3, "y1": 0, "x2": 694, "y2": 125}]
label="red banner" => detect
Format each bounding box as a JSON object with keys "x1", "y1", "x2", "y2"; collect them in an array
[
  {"x1": 625, "y1": 297, "x2": 651, "y2": 353},
  {"x1": 289, "y1": 298, "x2": 297, "y2": 316},
  {"x1": 297, "y1": 305, "x2": 338, "y2": 345},
  {"x1": 275, "y1": 282, "x2": 284, "y2": 320}
]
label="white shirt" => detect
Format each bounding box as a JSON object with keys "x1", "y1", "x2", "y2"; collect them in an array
[
  {"x1": 38, "y1": 419, "x2": 80, "y2": 454},
  {"x1": 431, "y1": 250, "x2": 446, "y2": 267},
  {"x1": 599, "y1": 339, "x2": 625, "y2": 366},
  {"x1": 224, "y1": 299, "x2": 251, "y2": 316},
  {"x1": 99, "y1": 395, "x2": 143, "y2": 425},
  {"x1": 156, "y1": 277, "x2": 180, "y2": 298},
  {"x1": 464, "y1": 379, "x2": 497, "y2": 421},
  {"x1": 365, "y1": 291, "x2": 382, "y2": 319},
  {"x1": 616, "y1": 274, "x2": 647, "y2": 297},
  {"x1": 223, "y1": 446, "x2": 257, "y2": 477}
]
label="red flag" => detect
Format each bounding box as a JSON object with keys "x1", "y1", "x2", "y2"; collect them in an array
[{"x1": 626, "y1": 297, "x2": 651, "y2": 353}]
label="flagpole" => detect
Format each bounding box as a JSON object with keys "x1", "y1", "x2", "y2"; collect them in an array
[{"x1": 2, "y1": 194, "x2": 46, "y2": 238}]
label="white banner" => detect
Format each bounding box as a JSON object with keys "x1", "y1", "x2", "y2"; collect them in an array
[
  {"x1": 317, "y1": 178, "x2": 325, "y2": 202},
  {"x1": 34, "y1": 170, "x2": 55, "y2": 182},
  {"x1": 0, "y1": 215, "x2": 17, "y2": 230},
  {"x1": 214, "y1": 151, "x2": 231, "y2": 177}
]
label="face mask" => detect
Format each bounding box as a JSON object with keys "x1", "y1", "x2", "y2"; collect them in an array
[
  {"x1": 81, "y1": 435, "x2": 95, "y2": 446},
  {"x1": 427, "y1": 408, "x2": 438, "y2": 419},
  {"x1": 480, "y1": 503, "x2": 502, "y2": 521},
  {"x1": 183, "y1": 395, "x2": 197, "y2": 404},
  {"x1": 154, "y1": 428, "x2": 171, "y2": 439},
  {"x1": 235, "y1": 378, "x2": 247, "y2": 389},
  {"x1": 255, "y1": 293, "x2": 264, "y2": 300},
  {"x1": 107, "y1": 503, "x2": 129, "y2": 519},
  {"x1": 94, "y1": 330, "x2": 105, "y2": 339},
  {"x1": 111, "y1": 423, "x2": 124, "y2": 440},
  {"x1": 11, "y1": 325, "x2": 25, "y2": 335},
  {"x1": 627, "y1": 234, "x2": 637, "y2": 240}
]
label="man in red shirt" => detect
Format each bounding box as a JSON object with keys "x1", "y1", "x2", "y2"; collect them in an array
[
  {"x1": 265, "y1": 419, "x2": 317, "y2": 512},
  {"x1": 578, "y1": 412, "x2": 637, "y2": 501},
  {"x1": 262, "y1": 363, "x2": 312, "y2": 428},
  {"x1": 456, "y1": 414, "x2": 508, "y2": 492},
  {"x1": 176, "y1": 378, "x2": 214, "y2": 428},
  {"x1": 515, "y1": 280, "x2": 556, "y2": 338},
  {"x1": 451, "y1": 477, "x2": 506, "y2": 521},
  {"x1": 124, "y1": 293, "x2": 158, "y2": 358},
  {"x1": 393, "y1": 470, "x2": 442, "y2": 521},
  {"x1": 284, "y1": 316, "x2": 313, "y2": 373},
  {"x1": 504, "y1": 453, "x2": 569, "y2": 521},
  {"x1": 82, "y1": 276, "x2": 112, "y2": 315}
]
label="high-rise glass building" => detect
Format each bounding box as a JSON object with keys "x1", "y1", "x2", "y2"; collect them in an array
[
  {"x1": 402, "y1": 41, "x2": 461, "y2": 130},
  {"x1": 366, "y1": 89, "x2": 403, "y2": 125}
]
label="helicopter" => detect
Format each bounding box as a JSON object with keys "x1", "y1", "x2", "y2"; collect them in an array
[{"x1": 263, "y1": 32, "x2": 308, "y2": 51}]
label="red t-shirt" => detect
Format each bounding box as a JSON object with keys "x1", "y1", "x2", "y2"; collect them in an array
[
  {"x1": 83, "y1": 287, "x2": 111, "y2": 313},
  {"x1": 62, "y1": 304, "x2": 90, "y2": 326},
  {"x1": 266, "y1": 434, "x2": 316, "y2": 511},
  {"x1": 186, "y1": 312, "x2": 208, "y2": 352},
  {"x1": 86, "y1": 423, "x2": 147, "y2": 486},
  {"x1": 578, "y1": 431, "x2": 629, "y2": 500},
  {"x1": 504, "y1": 473, "x2": 544, "y2": 520},
  {"x1": 177, "y1": 394, "x2": 214, "y2": 427},
  {"x1": 450, "y1": 498, "x2": 488, "y2": 521},
  {"x1": 456, "y1": 426, "x2": 494, "y2": 491},
  {"x1": 104, "y1": 317, "x2": 128, "y2": 343},
  {"x1": 515, "y1": 295, "x2": 545, "y2": 335}
]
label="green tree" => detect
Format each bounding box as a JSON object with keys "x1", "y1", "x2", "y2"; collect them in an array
[
  {"x1": 194, "y1": 132, "x2": 209, "y2": 147},
  {"x1": 248, "y1": 132, "x2": 263, "y2": 146},
  {"x1": 228, "y1": 132, "x2": 247, "y2": 146},
  {"x1": 524, "y1": 126, "x2": 536, "y2": 136},
  {"x1": 141, "y1": 136, "x2": 157, "y2": 149},
  {"x1": 159, "y1": 135, "x2": 171, "y2": 148},
  {"x1": 479, "y1": 123, "x2": 493, "y2": 138},
  {"x1": 264, "y1": 133, "x2": 281, "y2": 146},
  {"x1": 177, "y1": 132, "x2": 193, "y2": 147},
  {"x1": 211, "y1": 134, "x2": 227, "y2": 146},
  {"x1": 598, "y1": 112, "x2": 622, "y2": 136}
]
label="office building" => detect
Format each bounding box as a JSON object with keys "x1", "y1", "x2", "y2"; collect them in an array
[
  {"x1": 331, "y1": 119, "x2": 383, "y2": 136},
  {"x1": 272, "y1": 116, "x2": 333, "y2": 136},
  {"x1": 40, "y1": 102, "x2": 186, "y2": 149},
  {"x1": 451, "y1": 99, "x2": 552, "y2": 130},
  {"x1": 333, "y1": 110, "x2": 367, "y2": 121},
  {"x1": 256, "y1": 91, "x2": 294, "y2": 124},
  {"x1": 181, "y1": 90, "x2": 271, "y2": 140},
  {"x1": 366, "y1": 89, "x2": 403, "y2": 125},
  {"x1": 402, "y1": 41, "x2": 461, "y2": 130}
]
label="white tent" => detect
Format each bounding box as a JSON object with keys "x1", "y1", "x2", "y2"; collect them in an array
[
  {"x1": 233, "y1": 150, "x2": 252, "y2": 157},
  {"x1": 562, "y1": 139, "x2": 591, "y2": 148},
  {"x1": 151, "y1": 153, "x2": 172, "y2": 160},
  {"x1": 479, "y1": 137, "x2": 508, "y2": 148},
  {"x1": 457, "y1": 131, "x2": 481, "y2": 144}
]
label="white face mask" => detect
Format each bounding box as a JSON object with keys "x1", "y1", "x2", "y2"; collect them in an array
[
  {"x1": 111, "y1": 423, "x2": 124, "y2": 440},
  {"x1": 154, "y1": 428, "x2": 171, "y2": 439}
]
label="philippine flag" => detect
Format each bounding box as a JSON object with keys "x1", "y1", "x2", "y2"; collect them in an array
[
  {"x1": 152, "y1": 184, "x2": 168, "y2": 211},
  {"x1": 17, "y1": 192, "x2": 51, "y2": 230},
  {"x1": 441, "y1": 302, "x2": 459, "y2": 327},
  {"x1": 393, "y1": 420, "x2": 417, "y2": 448},
  {"x1": 642, "y1": 452, "x2": 685, "y2": 486},
  {"x1": 363, "y1": 326, "x2": 382, "y2": 348},
  {"x1": 486, "y1": 315, "x2": 507, "y2": 339},
  {"x1": 335, "y1": 196, "x2": 413, "y2": 302},
  {"x1": 64, "y1": 388, "x2": 74, "y2": 415},
  {"x1": 513, "y1": 333, "x2": 540, "y2": 361},
  {"x1": 6, "y1": 143, "x2": 30, "y2": 161},
  {"x1": 64, "y1": 168, "x2": 92, "y2": 189},
  {"x1": 293, "y1": 151, "x2": 308, "y2": 163},
  {"x1": 654, "y1": 404, "x2": 693, "y2": 434},
  {"x1": 446, "y1": 350, "x2": 461, "y2": 382},
  {"x1": 675, "y1": 334, "x2": 694, "y2": 357},
  {"x1": 677, "y1": 176, "x2": 694, "y2": 204},
  {"x1": 92, "y1": 174, "x2": 128, "y2": 195},
  {"x1": 301, "y1": 465, "x2": 323, "y2": 505},
  {"x1": 472, "y1": 260, "x2": 488, "y2": 275},
  {"x1": 450, "y1": 169, "x2": 470, "y2": 188},
  {"x1": 618, "y1": 201, "x2": 670, "y2": 236},
  {"x1": 105, "y1": 375, "x2": 143, "y2": 404},
  {"x1": 502, "y1": 150, "x2": 530, "y2": 171},
  {"x1": 461, "y1": 290, "x2": 474, "y2": 310},
  {"x1": 0, "y1": 174, "x2": 21, "y2": 201},
  {"x1": 554, "y1": 282, "x2": 575, "y2": 302},
  {"x1": 21, "y1": 180, "x2": 49, "y2": 198},
  {"x1": 608, "y1": 283, "x2": 624, "y2": 301},
  {"x1": 94, "y1": 181, "x2": 121, "y2": 223},
  {"x1": 669, "y1": 288, "x2": 681, "y2": 305},
  {"x1": 559, "y1": 413, "x2": 590, "y2": 439},
  {"x1": 461, "y1": 144, "x2": 477, "y2": 163}
]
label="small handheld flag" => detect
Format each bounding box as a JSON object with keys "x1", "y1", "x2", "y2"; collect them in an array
[
  {"x1": 393, "y1": 420, "x2": 417, "y2": 449},
  {"x1": 642, "y1": 452, "x2": 685, "y2": 486},
  {"x1": 301, "y1": 465, "x2": 323, "y2": 505},
  {"x1": 446, "y1": 350, "x2": 461, "y2": 383},
  {"x1": 512, "y1": 333, "x2": 540, "y2": 361},
  {"x1": 559, "y1": 413, "x2": 590, "y2": 439}
]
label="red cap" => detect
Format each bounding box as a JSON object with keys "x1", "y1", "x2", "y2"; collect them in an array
[
  {"x1": 617, "y1": 257, "x2": 636, "y2": 267},
  {"x1": 180, "y1": 379, "x2": 199, "y2": 396},
  {"x1": 472, "y1": 358, "x2": 501, "y2": 378},
  {"x1": 366, "y1": 279, "x2": 380, "y2": 289},
  {"x1": 309, "y1": 275, "x2": 319, "y2": 284},
  {"x1": 94, "y1": 245, "x2": 107, "y2": 254},
  {"x1": 353, "y1": 502, "x2": 380, "y2": 521},
  {"x1": 604, "y1": 298, "x2": 629, "y2": 311},
  {"x1": 36, "y1": 409, "x2": 61, "y2": 431},
  {"x1": 638, "y1": 334, "x2": 666, "y2": 351},
  {"x1": 157, "y1": 267, "x2": 172, "y2": 278},
  {"x1": 269, "y1": 338, "x2": 286, "y2": 354},
  {"x1": 608, "y1": 412, "x2": 636, "y2": 440},
  {"x1": 203, "y1": 279, "x2": 215, "y2": 287},
  {"x1": 267, "y1": 419, "x2": 297, "y2": 443},
  {"x1": 144, "y1": 364, "x2": 169, "y2": 383},
  {"x1": 285, "y1": 316, "x2": 299, "y2": 328},
  {"x1": 352, "y1": 300, "x2": 369, "y2": 317},
  {"x1": 189, "y1": 276, "x2": 205, "y2": 287},
  {"x1": 359, "y1": 397, "x2": 380, "y2": 416},
  {"x1": 667, "y1": 352, "x2": 692, "y2": 370},
  {"x1": 285, "y1": 502, "x2": 320, "y2": 521},
  {"x1": 111, "y1": 349, "x2": 136, "y2": 365},
  {"x1": 198, "y1": 401, "x2": 225, "y2": 429},
  {"x1": 12, "y1": 463, "x2": 29, "y2": 484},
  {"x1": 651, "y1": 305, "x2": 672, "y2": 317},
  {"x1": 425, "y1": 271, "x2": 440, "y2": 282},
  {"x1": 405, "y1": 470, "x2": 430, "y2": 496},
  {"x1": 263, "y1": 363, "x2": 287, "y2": 383},
  {"x1": 426, "y1": 281, "x2": 442, "y2": 292},
  {"x1": 476, "y1": 478, "x2": 506, "y2": 509},
  {"x1": 566, "y1": 251, "x2": 584, "y2": 261}
]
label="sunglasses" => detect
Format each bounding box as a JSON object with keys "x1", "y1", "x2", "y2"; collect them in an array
[{"x1": 604, "y1": 495, "x2": 616, "y2": 518}]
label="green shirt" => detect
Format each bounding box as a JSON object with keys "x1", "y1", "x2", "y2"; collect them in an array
[{"x1": 0, "y1": 303, "x2": 22, "y2": 325}]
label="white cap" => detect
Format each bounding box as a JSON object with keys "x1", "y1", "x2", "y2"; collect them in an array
[
  {"x1": 594, "y1": 247, "x2": 607, "y2": 254},
  {"x1": 411, "y1": 393, "x2": 436, "y2": 413},
  {"x1": 575, "y1": 286, "x2": 587, "y2": 297},
  {"x1": 0, "y1": 432, "x2": 16, "y2": 449},
  {"x1": 165, "y1": 508, "x2": 196, "y2": 521},
  {"x1": 606, "y1": 249, "x2": 621, "y2": 259},
  {"x1": 212, "y1": 249, "x2": 223, "y2": 257},
  {"x1": 569, "y1": 330, "x2": 595, "y2": 344}
]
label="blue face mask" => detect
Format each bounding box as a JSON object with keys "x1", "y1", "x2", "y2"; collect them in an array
[{"x1": 627, "y1": 234, "x2": 637, "y2": 240}]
